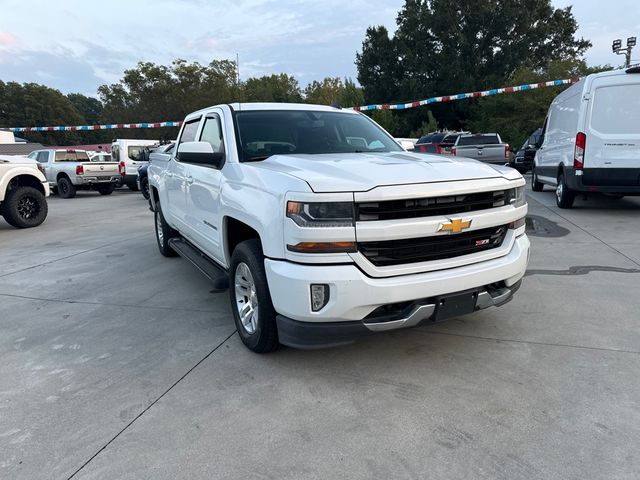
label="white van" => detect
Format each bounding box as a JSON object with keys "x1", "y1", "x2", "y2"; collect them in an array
[
  {"x1": 532, "y1": 66, "x2": 640, "y2": 208},
  {"x1": 111, "y1": 139, "x2": 159, "y2": 190}
]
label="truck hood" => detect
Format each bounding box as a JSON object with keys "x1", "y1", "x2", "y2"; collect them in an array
[
  {"x1": 0, "y1": 155, "x2": 37, "y2": 166},
  {"x1": 253, "y1": 152, "x2": 508, "y2": 192}
]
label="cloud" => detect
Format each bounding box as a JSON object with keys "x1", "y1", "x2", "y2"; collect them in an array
[{"x1": 0, "y1": 31, "x2": 17, "y2": 47}]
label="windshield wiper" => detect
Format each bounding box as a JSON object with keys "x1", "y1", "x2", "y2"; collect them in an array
[{"x1": 244, "y1": 155, "x2": 272, "y2": 162}]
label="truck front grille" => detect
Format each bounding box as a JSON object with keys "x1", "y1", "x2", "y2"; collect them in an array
[
  {"x1": 357, "y1": 190, "x2": 510, "y2": 221},
  {"x1": 358, "y1": 225, "x2": 509, "y2": 267}
]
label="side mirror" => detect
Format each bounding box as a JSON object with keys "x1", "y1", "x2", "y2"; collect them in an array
[
  {"x1": 177, "y1": 141, "x2": 224, "y2": 168},
  {"x1": 399, "y1": 140, "x2": 415, "y2": 151},
  {"x1": 527, "y1": 144, "x2": 535, "y2": 149}
]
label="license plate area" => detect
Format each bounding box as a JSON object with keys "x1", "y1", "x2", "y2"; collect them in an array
[{"x1": 433, "y1": 290, "x2": 479, "y2": 321}]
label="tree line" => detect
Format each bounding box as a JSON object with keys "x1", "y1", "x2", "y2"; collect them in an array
[{"x1": 0, "y1": 0, "x2": 611, "y2": 149}]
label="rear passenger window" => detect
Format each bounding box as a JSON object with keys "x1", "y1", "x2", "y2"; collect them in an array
[
  {"x1": 179, "y1": 118, "x2": 201, "y2": 145},
  {"x1": 591, "y1": 84, "x2": 640, "y2": 135},
  {"x1": 199, "y1": 116, "x2": 224, "y2": 153}
]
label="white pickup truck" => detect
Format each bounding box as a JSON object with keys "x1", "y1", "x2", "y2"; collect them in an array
[
  {"x1": 149, "y1": 103, "x2": 529, "y2": 352},
  {"x1": 27, "y1": 149, "x2": 119, "y2": 198},
  {"x1": 0, "y1": 155, "x2": 50, "y2": 228}
]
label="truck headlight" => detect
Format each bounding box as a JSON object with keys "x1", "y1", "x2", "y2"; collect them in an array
[
  {"x1": 509, "y1": 186, "x2": 526, "y2": 208},
  {"x1": 286, "y1": 201, "x2": 354, "y2": 227}
]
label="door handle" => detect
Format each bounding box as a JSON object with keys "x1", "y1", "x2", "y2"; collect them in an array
[
  {"x1": 166, "y1": 172, "x2": 173, "y2": 178},
  {"x1": 186, "y1": 176, "x2": 194, "y2": 185}
]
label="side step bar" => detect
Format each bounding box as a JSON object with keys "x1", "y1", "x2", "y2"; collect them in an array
[{"x1": 168, "y1": 238, "x2": 229, "y2": 292}]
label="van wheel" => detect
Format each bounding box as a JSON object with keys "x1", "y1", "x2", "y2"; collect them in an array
[
  {"x1": 531, "y1": 167, "x2": 544, "y2": 192},
  {"x1": 57, "y1": 177, "x2": 76, "y2": 199},
  {"x1": 229, "y1": 239, "x2": 279, "y2": 353},
  {"x1": 2, "y1": 186, "x2": 48, "y2": 228},
  {"x1": 154, "y1": 203, "x2": 179, "y2": 257},
  {"x1": 556, "y1": 172, "x2": 575, "y2": 208}
]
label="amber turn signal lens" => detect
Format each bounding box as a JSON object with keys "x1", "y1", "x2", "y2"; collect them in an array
[
  {"x1": 509, "y1": 217, "x2": 526, "y2": 229},
  {"x1": 287, "y1": 241, "x2": 356, "y2": 253},
  {"x1": 286, "y1": 201, "x2": 302, "y2": 216}
]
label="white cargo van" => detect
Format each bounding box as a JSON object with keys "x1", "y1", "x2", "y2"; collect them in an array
[
  {"x1": 111, "y1": 139, "x2": 159, "y2": 190},
  {"x1": 532, "y1": 66, "x2": 640, "y2": 208}
]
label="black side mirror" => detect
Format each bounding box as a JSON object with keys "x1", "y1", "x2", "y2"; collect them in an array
[{"x1": 177, "y1": 141, "x2": 224, "y2": 168}]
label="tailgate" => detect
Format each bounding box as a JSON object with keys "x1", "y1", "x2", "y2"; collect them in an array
[
  {"x1": 457, "y1": 145, "x2": 505, "y2": 162},
  {"x1": 82, "y1": 162, "x2": 118, "y2": 177}
]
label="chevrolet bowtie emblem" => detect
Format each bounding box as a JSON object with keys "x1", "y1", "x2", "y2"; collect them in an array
[{"x1": 438, "y1": 218, "x2": 472, "y2": 234}]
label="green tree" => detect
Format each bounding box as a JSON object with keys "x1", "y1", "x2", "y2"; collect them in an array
[
  {"x1": 340, "y1": 78, "x2": 365, "y2": 108},
  {"x1": 410, "y1": 110, "x2": 438, "y2": 138},
  {"x1": 467, "y1": 59, "x2": 609, "y2": 149},
  {"x1": 0, "y1": 81, "x2": 85, "y2": 145},
  {"x1": 66, "y1": 93, "x2": 103, "y2": 124},
  {"x1": 356, "y1": 0, "x2": 592, "y2": 133},
  {"x1": 243, "y1": 74, "x2": 303, "y2": 102},
  {"x1": 98, "y1": 59, "x2": 240, "y2": 140},
  {"x1": 304, "y1": 77, "x2": 344, "y2": 105}
]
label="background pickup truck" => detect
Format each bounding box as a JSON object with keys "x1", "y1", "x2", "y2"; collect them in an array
[
  {"x1": 149, "y1": 102, "x2": 529, "y2": 353},
  {"x1": 27, "y1": 149, "x2": 119, "y2": 198},
  {"x1": 451, "y1": 133, "x2": 510, "y2": 165},
  {"x1": 0, "y1": 155, "x2": 49, "y2": 228}
]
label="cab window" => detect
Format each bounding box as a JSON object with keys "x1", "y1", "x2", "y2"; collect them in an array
[
  {"x1": 199, "y1": 115, "x2": 224, "y2": 153},
  {"x1": 179, "y1": 118, "x2": 201, "y2": 145}
]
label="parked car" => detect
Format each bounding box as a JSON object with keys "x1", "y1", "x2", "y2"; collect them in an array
[
  {"x1": 89, "y1": 152, "x2": 112, "y2": 162},
  {"x1": 27, "y1": 149, "x2": 119, "y2": 198},
  {"x1": 510, "y1": 128, "x2": 542, "y2": 173},
  {"x1": 451, "y1": 133, "x2": 510, "y2": 164},
  {"x1": 0, "y1": 155, "x2": 50, "y2": 228},
  {"x1": 111, "y1": 139, "x2": 159, "y2": 190},
  {"x1": 415, "y1": 131, "x2": 469, "y2": 154},
  {"x1": 148, "y1": 102, "x2": 529, "y2": 353},
  {"x1": 533, "y1": 66, "x2": 640, "y2": 208},
  {"x1": 138, "y1": 143, "x2": 175, "y2": 201}
]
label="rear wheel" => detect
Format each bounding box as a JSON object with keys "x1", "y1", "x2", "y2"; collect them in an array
[
  {"x1": 57, "y1": 177, "x2": 76, "y2": 199},
  {"x1": 2, "y1": 186, "x2": 48, "y2": 228},
  {"x1": 154, "y1": 203, "x2": 179, "y2": 257},
  {"x1": 128, "y1": 183, "x2": 139, "y2": 192},
  {"x1": 556, "y1": 172, "x2": 575, "y2": 208},
  {"x1": 531, "y1": 167, "x2": 544, "y2": 192},
  {"x1": 97, "y1": 184, "x2": 116, "y2": 195},
  {"x1": 229, "y1": 239, "x2": 279, "y2": 353}
]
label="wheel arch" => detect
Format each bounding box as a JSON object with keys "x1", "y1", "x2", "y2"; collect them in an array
[
  {"x1": 224, "y1": 216, "x2": 262, "y2": 265},
  {"x1": 7, "y1": 174, "x2": 46, "y2": 196}
]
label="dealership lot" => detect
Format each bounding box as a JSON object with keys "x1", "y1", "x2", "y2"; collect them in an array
[{"x1": 1, "y1": 186, "x2": 639, "y2": 480}]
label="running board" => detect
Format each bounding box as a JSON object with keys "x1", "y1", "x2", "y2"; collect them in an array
[{"x1": 168, "y1": 238, "x2": 229, "y2": 292}]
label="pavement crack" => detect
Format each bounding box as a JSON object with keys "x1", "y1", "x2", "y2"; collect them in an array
[
  {"x1": 526, "y1": 265, "x2": 640, "y2": 276},
  {"x1": 417, "y1": 329, "x2": 640, "y2": 355},
  {"x1": 0, "y1": 292, "x2": 216, "y2": 314},
  {"x1": 66, "y1": 329, "x2": 237, "y2": 480}
]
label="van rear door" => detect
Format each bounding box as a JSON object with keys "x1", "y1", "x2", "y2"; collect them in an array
[{"x1": 584, "y1": 74, "x2": 640, "y2": 185}]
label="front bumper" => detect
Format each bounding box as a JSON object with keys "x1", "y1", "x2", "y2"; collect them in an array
[{"x1": 266, "y1": 234, "x2": 530, "y2": 347}]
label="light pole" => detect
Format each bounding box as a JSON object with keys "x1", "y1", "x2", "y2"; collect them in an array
[{"x1": 612, "y1": 37, "x2": 636, "y2": 67}]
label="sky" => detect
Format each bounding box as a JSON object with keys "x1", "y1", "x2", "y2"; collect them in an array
[{"x1": 0, "y1": 0, "x2": 639, "y2": 97}]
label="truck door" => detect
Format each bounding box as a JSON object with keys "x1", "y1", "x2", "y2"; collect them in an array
[
  {"x1": 585, "y1": 75, "x2": 640, "y2": 184},
  {"x1": 184, "y1": 112, "x2": 225, "y2": 264},
  {"x1": 166, "y1": 118, "x2": 201, "y2": 229}
]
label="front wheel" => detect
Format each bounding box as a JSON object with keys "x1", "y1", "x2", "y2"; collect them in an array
[
  {"x1": 531, "y1": 167, "x2": 544, "y2": 192},
  {"x1": 556, "y1": 172, "x2": 575, "y2": 208},
  {"x1": 154, "y1": 204, "x2": 179, "y2": 257},
  {"x1": 2, "y1": 186, "x2": 48, "y2": 228},
  {"x1": 140, "y1": 178, "x2": 150, "y2": 200},
  {"x1": 229, "y1": 239, "x2": 279, "y2": 353}
]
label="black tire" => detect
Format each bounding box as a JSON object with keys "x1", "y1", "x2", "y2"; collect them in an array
[
  {"x1": 57, "y1": 176, "x2": 76, "y2": 199},
  {"x1": 128, "y1": 183, "x2": 139, "y2": 192},
  {"x1": 556, "y1": 171, "x2": 575, "y2": 208},
  {"x1": 2, "y1": 186, "x2": 48, "y2": 228},
  {"x1": 140, "y1": 178, "x2": 150, "y2": 200},
  {"x1": 531, "y1": 167, "x2": 544, "y2": 192},
  {"x1": 154, "y1": 203, "x2": 179, "y2": 257},
  {"x1": 97, "y1": 184, "x2": 116, "y2": 195},
  {"x1": 229, "y1": 239, "x2": 279, "y2": 353}
]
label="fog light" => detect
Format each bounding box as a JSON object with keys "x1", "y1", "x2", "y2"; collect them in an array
[{"x1": 310, "y1": 284, "x2": 329, "y2": 312}]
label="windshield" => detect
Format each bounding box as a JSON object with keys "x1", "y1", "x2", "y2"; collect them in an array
[
  {"x1": 457, "y1": 135, "x2": 501, "y2": 146},
  {"x1": 55, "y1": 151, "x2": 90, "y2": 161},
  {"x1": 417, "y1": 133, "x2": 446, "y2": 144},
  {"x1": 235, "y1": 110, "x2": 403, "y2": 161},
  {"x1": 91, "y1": 154, "x2": 111, "y2": 162}
]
